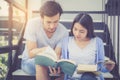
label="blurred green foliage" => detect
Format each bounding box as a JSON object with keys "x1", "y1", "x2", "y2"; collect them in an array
[{"x1": 0, "y1": 53, "x2": 8, "y2": 79}]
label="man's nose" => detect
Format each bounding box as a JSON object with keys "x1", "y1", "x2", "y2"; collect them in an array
[{"x1": 49, "y1": 23, "x2": 55, "y2": 28}]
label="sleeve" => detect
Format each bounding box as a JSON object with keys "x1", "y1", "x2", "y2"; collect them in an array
[
  {"x1": 61, "y1": 37, "x2": 69, "y2": 59},
  {"x1": 23, "y1": 20, "x2": 37, "y2": 42},
  {"x1": 96, "y1": 37, "x2": 110, "y2": 72},
  {"x1": 98, "y1": 63, "x2": 110, "y2": 73},
  {"x1": 96, "y1": 37, "x2": 105, "y2": 63}
]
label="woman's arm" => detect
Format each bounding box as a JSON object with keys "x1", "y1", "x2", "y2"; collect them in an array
[{"x1": 96, "y1": 37, "x2": 115, "y2": 72}]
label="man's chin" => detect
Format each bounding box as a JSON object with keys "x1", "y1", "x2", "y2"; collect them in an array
[{"x1": 49, "y1": 29, "x2": 56, "y2": 33}]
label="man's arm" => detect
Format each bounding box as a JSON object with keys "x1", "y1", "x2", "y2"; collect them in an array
[
  {"x1": 55, "y1": 47, "x2": 61, "y2": 60},
  {"x1": 26, "y1": 40, "x2": 46, "y2": 58}
]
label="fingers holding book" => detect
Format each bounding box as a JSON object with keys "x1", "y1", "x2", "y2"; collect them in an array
[
  {"x1": 104, "y1": 60, "x2": 115, "y2": 71},
  {"x1": 48, "y1": 66, "x2": 61, "y2": 76}
]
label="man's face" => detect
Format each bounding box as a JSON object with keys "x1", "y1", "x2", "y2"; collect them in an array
[{"x1": 42, "y1": 13, "x2": 60, "y2": 33}]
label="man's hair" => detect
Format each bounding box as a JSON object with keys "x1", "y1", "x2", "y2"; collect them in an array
[{"x1": 40, "y1": 1, "x2": 63, "y2": 17}]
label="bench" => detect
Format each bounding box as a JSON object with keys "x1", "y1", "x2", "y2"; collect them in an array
[
  {"x1": 12, "y1": 69, "x2": 113, "y2": 80},
  {"x1": 12, "y1": 55, "x2": 114, "y2": 80},
  {"x1": 11, "y1": 22, "x2": 118, "y2": 80}
]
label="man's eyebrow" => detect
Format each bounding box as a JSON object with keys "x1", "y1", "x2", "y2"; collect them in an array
[
  {"x1": 54, "y1": 20, "x2": 59, "y2": 22},
  {"x1": 46, "y1": 20, "x2": 59, "y2": 23}
]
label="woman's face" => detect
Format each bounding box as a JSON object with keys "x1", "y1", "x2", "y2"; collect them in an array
[{"x1": 73, "y1": 22, "x2": 88, "y2": 41}]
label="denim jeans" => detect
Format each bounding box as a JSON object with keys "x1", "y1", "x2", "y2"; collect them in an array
[
  {"x1": 67, "y1": 72, "x2": 97, "y2": 80},
  {"x1": 80, "y1": 72, "x2": 97, "y2": 80},
  {"x1": 21, "y1": 58, "x2": 36, "y2": 75}
]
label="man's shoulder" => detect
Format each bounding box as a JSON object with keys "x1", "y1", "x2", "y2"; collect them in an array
[
  {"x1": 58, "y1": 23, "x2": 68, "y2": 31},
  {"x1": 57, "y1": 23, "x2": 69, "y2": 36},
  {"x1": 26, "y1": 17, "x2": 42, "y2": 28},
  {"x1": 28, "y1": 17, "x2": 41, "y2": 23}
]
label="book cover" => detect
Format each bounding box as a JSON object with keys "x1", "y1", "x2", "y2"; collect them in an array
[{"x1": 56, "y1": 59, "x2": 77, "y2": 76}]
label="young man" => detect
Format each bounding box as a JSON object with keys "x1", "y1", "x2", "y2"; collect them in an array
[{"x1": 21, "y1": 1, "x2": 68, "y2": 80}]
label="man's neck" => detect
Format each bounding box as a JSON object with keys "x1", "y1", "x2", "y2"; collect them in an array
[{"x1": 45, "y1": 31, "x2": 54, "y2": 38}]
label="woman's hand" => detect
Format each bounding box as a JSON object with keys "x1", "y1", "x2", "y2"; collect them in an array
[{"x1": 104, "y1": 60, "x2": 115, "y2": 71}]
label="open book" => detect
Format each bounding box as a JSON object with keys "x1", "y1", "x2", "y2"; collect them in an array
[
  {"x1": 77, "y1": 64, "x2": 100, "y2": 76},
  {"x1": 35, "y1": 46, "x2": 77, "y2": 76},
  {"x1": 35, "y1": 46, "x2": 101, "y2": 76}
]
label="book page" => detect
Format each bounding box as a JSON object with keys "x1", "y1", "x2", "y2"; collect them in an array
[
  {"x1": 77, "y1": 64, "x2": 97, "y2": 72},
  {"x1": 57, "y1": 59, "x2": 76, "y2": 65},
  {"x1": 38, "y1": 54, "x2": 57, "y2": 62},
  {"x1": 37, "y1": 46, "x2": 57, "y2": 61},
  {"x1": 77, "y1": 64, "x2": 100, "y2": 75}
]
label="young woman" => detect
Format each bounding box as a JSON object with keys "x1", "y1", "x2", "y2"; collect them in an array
[{"x1": 61, "y1": 13, "x2": 115, "y2": 80}]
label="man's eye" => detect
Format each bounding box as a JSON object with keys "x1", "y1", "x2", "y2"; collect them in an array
[
  {"x1": 47, "y1": 22, "x2": 51, "y2": 24},
  {"x1": 54, "y1": 21, "x2": 58, "y2": 23}
]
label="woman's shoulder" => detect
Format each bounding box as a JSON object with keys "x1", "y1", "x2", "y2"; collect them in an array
[
  {"x1": 94, "y1": 37, "x2": 104, "y2": 47},
  {"x1": 62, "y1": 36, "x2": 73, "y2": 42},
  {"x1": 94, "y1": 37, "x2": 103, "y2": 42},
  {"x1": 69, "y1": 36, "x2": 74, "y2": 39}
]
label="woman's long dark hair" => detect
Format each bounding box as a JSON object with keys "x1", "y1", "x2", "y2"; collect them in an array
[{"x1": 70, "y1": 13, "x2": 95, "y2": 38}]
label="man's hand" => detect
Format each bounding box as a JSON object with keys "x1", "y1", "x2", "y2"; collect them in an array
[
  {"x1": 31, "y1": 46, "x2": 48, "y2": 55},
  {"x1": 49, "y1": 66, "x2": 61, "y2": 75}
]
